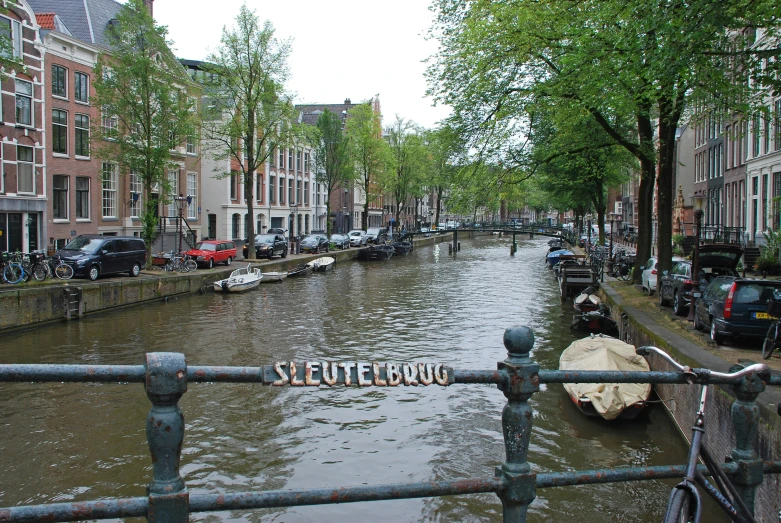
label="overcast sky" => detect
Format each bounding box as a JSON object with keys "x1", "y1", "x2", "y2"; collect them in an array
[{"x1": 151, "y1": 0, "x2": 451, "y2": 129}]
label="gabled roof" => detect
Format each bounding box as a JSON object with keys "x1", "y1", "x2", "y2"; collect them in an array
[
  {"x1": 27, "y1": 0, "x2": 123, "y2": 47},
  {"x1": 35, "y1": 12, "x2": 74, "y2": 37},
  {"x1": 296, "y1": 100, "x2": 360, "y2": 126}
]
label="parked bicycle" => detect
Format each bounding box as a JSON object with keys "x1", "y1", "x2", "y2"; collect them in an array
[
  {"x1": 761, "y1": 298, "x2": 781, "y2": 360},
  {"x1": 1, "y1": 251, "x2": 26, "y2": 284},
  {"x1": 637, "y1": 346, "x2": 770, "y2": 523},
  {"x1": 163, "y1": 251, "x2": 197, "y2": 273}
]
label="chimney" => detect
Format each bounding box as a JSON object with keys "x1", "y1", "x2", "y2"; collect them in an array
[
  {"x1": 344, "y1": 98, "x2": 351, "y2": 105},
  {"x1": 143, "y1": 0, "x2": 154, "y2": 18}
]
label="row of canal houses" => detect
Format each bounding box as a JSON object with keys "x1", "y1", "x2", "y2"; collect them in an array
[
  {"x1": 615, "y1": 27, "x2": 781, "y2": 250},
  {"x1": 0, "y1": 0, "x2": 434, "y2": 256}
]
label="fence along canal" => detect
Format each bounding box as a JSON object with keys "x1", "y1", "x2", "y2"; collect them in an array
[{"x1": 0, "y1": 237, "x2": 776, "y2": 521}]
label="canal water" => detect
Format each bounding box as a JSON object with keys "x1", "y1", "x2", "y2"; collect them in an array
[{"x1": 0, "y1": 236, "x2": 726, "y2": 522}]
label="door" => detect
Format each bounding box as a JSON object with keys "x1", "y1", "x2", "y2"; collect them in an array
[
  {"x1": 208, "y1": 214, "x2": 216, "y2": 239},
  {"x1": 27, "y1": 213, "x2": 38, "y2": 251},
  {"x1": 7, "y1": 213, "x2": 22, "y2": 252},
  {"x1": 0, "y1": 213, "x2": 6, "y2": 251},
  {"x1": 100, "y1": 240, "x2": 119, "y2": 274}
]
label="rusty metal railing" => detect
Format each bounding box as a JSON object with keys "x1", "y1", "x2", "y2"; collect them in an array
[{"x1": 1, "y1": 326, "x2": 779, "y2": 522}]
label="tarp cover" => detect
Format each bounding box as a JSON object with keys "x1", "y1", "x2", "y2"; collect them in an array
[{"x1": 560, "y1": 336, "x2": 651, "y2": 420}]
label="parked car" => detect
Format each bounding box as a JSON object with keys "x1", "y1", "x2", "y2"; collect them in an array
[
  {"x1": 694, "y1": 276, "x2": 781, "y2": 345},
  {"x1": 330, "y1": 233, "x2": 350, "y2": 250},
  {"x1": 348, "y1": 230, "x2": 368, "y2": 247},
  {"x1": 185, "y1": 240, "x2": 236, "y2": 268},
  {"x1": 243, "y1": 234, "x2": 288, "y2": 260},
  {"x1": 300, "y1": 233, "x2": 330, "y2": 254},
  {"x1": 419, "y1": 227, "x2": 431, "y2": 237},
  {"x1": 578, "y1": 234, "x2": 589, "y2": 248},
  {"x1": 267, "y1": 227, "x2": 287, "y2": 237},
  {"x1": 365, "y1": 227, "x2": 388, "y2": 244},
  {"x1": 640, "y1": 255, "x2": 684, "y2": 296},
  {"x1": 658, "y1": 244, "x2": 743, "y2": 315},
  {"x1": 57, "y1": 235, "x2": 146, "y2": 281}
]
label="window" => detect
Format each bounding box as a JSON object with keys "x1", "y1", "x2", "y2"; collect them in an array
[
  {"x1": 15, "y1": 79, "x2": 32, "y2": 125},
  {"x1": 279, "y1": 148, "x2": 285, "y2": 168},
  {"x1": 186, "y1": 135, "x2": 197, "y2": 155},
  {"x1": 74, "y1": 72, "x2": 89, "y2": 103},
  {"x1": 168, "y1": 170, "x2": 178, "y2": 217},
  {"x1": 230, "y1": 171, "x2": 237, "y2": 200},
  {"x1": 288, "y1": 150, "x2": 293, "y2": 170},
  {"x1": 304, "y1": 152, "x2": 309, "y2": 172},
  {"x1": 764, "y1": 109, "x2": 771, "y2": 155},
  {"x1": 776, "y1": 100, "x2": 781, "y2": 152},
  {"x1": 102, "y1": 163, "x2": 118, "y2": 218},
  {"x1": 0, "y1": 17, "x2": 22, "y2": 59},
  {"x1": 16, "y1": 145, "x2": 33, "y2": 194},
  {"x1": 279, "y1": 176, "x2": 284, "y2": 204},
  {"x1": 75, "y1": 114, "x2": 89, "y2": 157},
  {"x1": 296, "y1": 151, "x2": 301, "y2": 171},
  {"x1": 288, "y1": 178, "x2": 293, "y2": 204},
  {"x1": 52, "y1": 109, "x2": 67, "y2": 155},
  {"x1": 256, "y1": 173, "x2": 262, "y2": 203},
  {"x1": 269, "y1": 175, "x2": 275, "y2": 203},
  {"x1": 101, "y1": 107, "x2": 118, "y2": 135},
  {"x1": 753, "y1": 113, "x2": 761, "y2": 157},
  {"x1": 76, "y1": 177, "x2": 89, "y2": 219},
  {"x1": 304, "y1": 180, "x2": 309, "y2": 205},
  {"x1": 187, "y1": 173, "x2": 197, "y2": 219},
  {"x1": 296, "y1": 179, "x2": 301, "y2": 204},
  {"x1": 53, "y1": 175, "x2": 68, "y2": 220},
  {"x1": 52, "y1": 65, "x2": 67, "y2": 97},
  {"x1": 129, "y1": 170, "x2": 142, "y2": 217}
]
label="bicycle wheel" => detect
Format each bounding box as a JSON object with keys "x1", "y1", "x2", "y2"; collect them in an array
[
  {"x1": 32, "y1": 263, "x2": 48, "y2": 281},
  {"x1": 762, "y1": 323, "x2": 779, "y2": 360},
  {"x1": 4, "y1": 264, "x2": 25, "y2": 284},
  {"x1": 664, "y1": 488, "x2": 693, "y2": 523},
  {"x1": 55, "y1": 263, "x2": 74, "y2": 280},
  {"x1": 184, "y1": 259, "x2": 197, "y2": 272}
]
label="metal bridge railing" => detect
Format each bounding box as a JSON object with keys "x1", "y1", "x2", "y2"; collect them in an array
[{"x1": 1, "y1": 327, "x2": 779, "y2": 522}]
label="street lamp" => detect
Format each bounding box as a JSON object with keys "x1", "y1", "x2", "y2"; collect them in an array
[
  {"x1": 290, "y1": 204, "x2": 298, "y2": 253},
  {"x1": 687, "y1": 193, "x2": 706, "y2": 322},
  {"x1": 174, "y1": 194, "x2": 189, "y2": 253}
]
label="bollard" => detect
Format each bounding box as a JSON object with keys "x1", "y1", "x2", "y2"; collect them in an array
[
  {"x1": 496, "y1": 327, "x2": 538, "y2": 522},
  {"x1": 448, "y1": 244, "x2": 453, "y2": 254},
  {"x1": 453, "y1": 230, "x2": 459, "y2": 254},
  {"x1": 458, "y1": 242, "x2": 461, "y2": 251},
  {"x1": 728, "y1": 360, "x2": 766, "y2": 515},
  {"x1": 145, "y1": 353, "x2": 189, "y2": 523}
]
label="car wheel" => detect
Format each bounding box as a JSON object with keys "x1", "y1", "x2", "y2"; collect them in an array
[
  {"x1": 659, "y1": 287, "x2": 669, "y2": 307},
  {"x1": 673, "y1": 293, "x2": 685, "y2": 316},
  {"x1": 268, "y1": 252, "x2": 274, "y2": 260},
  {"x1": 226, "y1": 256, "x2": 232, "y2": 266},
  {"x1": 710, "y1": 320, "x2": 724, "y2": 345},
  {"x1": 326, "y1": 245, "x2": 329, "y2": 252},
  {"x1": 281, "y1": 248, "x2": 287, "y2": 259},
  {"x1": 129, "y1": 262, "x2": 141, "y2": 277},
  {"x1": 208, "y1": 258, "x2": 214, "y2": 269},
  {"x1": 88, "y1": 266, "x2": 100, "y2": 281}
]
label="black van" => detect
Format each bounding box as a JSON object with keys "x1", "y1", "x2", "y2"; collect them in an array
[{"x1": 58, "y1": 235, "x2": 146, "y2": 281}]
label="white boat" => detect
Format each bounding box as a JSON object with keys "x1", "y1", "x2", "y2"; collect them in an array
[
  {"x1": 559, "y1": 335, "x2": 651, "y2": 420},
  {"x1": 213, "y1": 265, "x2": 262, "y2": 293},
  {"x1": 307, "y1": 256, "x2": 335, "y2": 272},
  {"x1": 260, "y1": 271, "x2": 288, "y2": 282}
]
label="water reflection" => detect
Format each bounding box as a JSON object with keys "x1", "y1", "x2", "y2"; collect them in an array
[{"x1": 0, "y1": 236, "x2": 723, "y2": 521}]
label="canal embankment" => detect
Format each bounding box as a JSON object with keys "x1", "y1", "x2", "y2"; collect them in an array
[
  {"x1": 599, "y1": 280, "x2": 781, "y2": 522},
  {"x1": 0, "y1": 232, "x2": 460, "y2": 335}
]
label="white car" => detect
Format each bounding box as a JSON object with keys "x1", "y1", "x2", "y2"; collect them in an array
[
  {"x1": 641, "y1": 256, "x2": 684, "y2": 295},
  {"x1": 348, "y1": 230, "x2": 368, "y2": 247}
]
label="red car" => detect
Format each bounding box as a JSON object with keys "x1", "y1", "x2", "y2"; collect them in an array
[{"x1": 185, "y1": 240, "x2": 236, "y2": 268}]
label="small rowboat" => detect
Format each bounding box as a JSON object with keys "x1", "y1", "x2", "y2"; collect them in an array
[
  {"x1": 307, "y1": 256, "x2": 335, "y2": 272},
  {"x1": 559, "y1": 336, "x2": 651, "y2": 420},
  {"x1": 287, "y1": 263, "x2": 312, "y2": 277},
  {"x1": 213, "y1": 265, "x2": 262, "y2": 293},
  {"x1": 574, "y1": 292, "x2": 601, "y2": 312},
  {"x1": 392, "y1": 241, "x2": 413, "y2": 255},
  {"x1": 260, "y1": 271, "x2": 287, "y2": 282}
]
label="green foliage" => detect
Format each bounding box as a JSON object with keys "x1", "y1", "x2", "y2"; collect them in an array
[
  {"x1": 383, "y1": 118, "x2": 430, "y2": 229},
  {"x1": 308, "y1": 109, "x2": 352, "y2": 235},
  {"x1": 672, "y1": 234, "x2": 684, "y2": 256},
  {"x1": 91, "y1": 0, "x2": 197, "y2": 263}
]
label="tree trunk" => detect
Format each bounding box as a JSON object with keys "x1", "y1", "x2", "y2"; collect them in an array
[
  {"x1": 245, "y1": 175, "x2": 255, "y2": 260},
  {"x1": 633, "y1": 110, "x2": 656, "y2": 283}
]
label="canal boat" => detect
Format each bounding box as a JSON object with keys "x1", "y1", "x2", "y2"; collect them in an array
[
  {"x1": 570, "y1": 308, "x2": 619, "y2": 337},
  {"x1": 213, "y1": 265, "x2": 263, "y2": 293},
  {"x1": 559, "y1": 335, "x2": 651, "y2": 420},
  {"x1": 287, "y1": 263, "x2": 312, "y2": 277},
  {"x1": 260, "y1": 271, "x2": 288, "y2": 282},
  {"x1": 307, "y1": 256, "x2": 335, "y2": 272},
  {"x1": 392, "y1": 241, "x2": 413, "y2": 255},
  {"x1": 547, "y1": 249, "x2": 573, "y2": 268},
  {"x1": 574, "y1": 287, "x2": 601, "y2": 312},
  {"x1": 358, "y1": 245, "x2": 395, "y2": 261}
]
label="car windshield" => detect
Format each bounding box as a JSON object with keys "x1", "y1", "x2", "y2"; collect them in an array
[
  {"x1": 254, "y1": 235, "x2": 275, "y2": 244},
  {"x1": 349, "y1": 231, "x2": 362, "y2": 237},
  {"x1": 63, "y1": 237, "x2": 103, "y2": 254},
  {"x1": 194, "y1": 242, "x2": 217, "y2": 251},
  {"x1": 331, "y1": 235, "x2": 345, "y2": 240},
  {"x1": 302, "y1": 236, "x2": 317, "y2": 242},
  {"x1": 367, "y1": 228, "x2": 380, "y2": 235}
]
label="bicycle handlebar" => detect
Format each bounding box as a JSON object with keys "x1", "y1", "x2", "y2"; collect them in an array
[{"x1": 637, "y1": 346, "x2": 771, "y2": 383}]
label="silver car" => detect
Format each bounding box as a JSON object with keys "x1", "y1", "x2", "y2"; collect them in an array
[{"x1": 348, "y1": 230, "x2": 368, "y2": 246}]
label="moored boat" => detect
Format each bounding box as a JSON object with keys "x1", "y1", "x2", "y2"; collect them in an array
[
  {"x1": 574, "y1": 288, "x2": 601, "y2": 312},
  {"x1": 358, "y1": 245, "x2": 395, "y2": 261},
  {"x1": 559, "y1": 336, "x2": 651, "y2": 420},
  {"x1": 547, "y1": 249, "x2": 573, "y2": 268},
  {"x1": 392, "y1": 241, "x2": 413, "y2": 255},
  {"x1": 307, "y1": 256, "x2": 335, "y2": 272},
  {"x1": 287, "y1": 263, "x2": 312, "y2": 277},
  {"x1": 213, "y1": 265, "x2": 262, "y2": 293},
  {"x1": 260, "y1": 271, "x2": 287, "y2": 282}
]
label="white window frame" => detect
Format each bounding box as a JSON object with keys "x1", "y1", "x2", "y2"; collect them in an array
[
  {"x1": 52, "y1": 109, "x2": 68, "y2": 155},
  {"x1": 186, "y1": 135, "x2": 197, "y2": 155},
  {"x1": 52, "y1": 64, "x2": 67, "y2": 99},
  {"x1": 102, "y1": 162, "x2": 118, "y2": 218},
  {"x1": 101, "y1": 107, "x2": 118, "y2": 136},
  {"x1": 53, "y1": 175, "x2": 69, "y2": 220},
  {"x1": 168, "y1": 170, "x2": 179, "y2": 217},
  {"x1": 16, "y1": 145, "x2": 34, "y2": 194},
  {"x1": 74, "y1": 72, "x2": 89, "y2": 104},
  {"x1": 15, "y1": 79, "x2": 32, "y2": 126},
  {"x1": 187, "y1": 173, "x2": 197, "y2": 219},
  {"x1": 129, "y1": 170, "x2": 142, "y2": 218},
  {"x1": 0, "y1": 16, "x2": 22, "y2": 59},
  {"x1": 75, "y1": 113, "x2": 90, "y2": 158},
  {"x1": 76, "y1": 177, "x2": 90, "y2": 220}
]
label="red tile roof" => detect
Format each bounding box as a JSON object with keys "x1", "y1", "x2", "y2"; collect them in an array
[{"x1": 36, "y1": 13, "x2": 56, "y2": 30}]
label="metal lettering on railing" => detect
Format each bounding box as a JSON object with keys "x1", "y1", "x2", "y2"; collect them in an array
[{"x1": 269, "y1": 361, "x2": 451, "y2": 386}]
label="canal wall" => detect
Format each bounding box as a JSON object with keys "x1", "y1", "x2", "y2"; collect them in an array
[
  {"x1": 600, "y1": 283, "x2": 781, "y2": 521},
  {"x1": 0, "y1": 233, "x2": 457, "y2": 335}
]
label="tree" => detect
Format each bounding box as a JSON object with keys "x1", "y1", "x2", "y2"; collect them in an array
[
  {"x1": 201, "y1": 6, "x2": 296, "y2": 259},
  {"x1": 308, "y1": 109, "x2": 352, "y2": 235},
  {"x1": 384, "y1": 118, "x2": 428, "y2": 232},
  {"x1": 92, "y1": 0, "x2": 197, "y2": 264},
  {"x1": 345, "y1": 102, "x2": 392, "y2": 230}
]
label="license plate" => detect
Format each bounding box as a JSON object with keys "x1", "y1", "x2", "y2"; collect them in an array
[{"x1": 753, "y1": 312, "x2": 776, "y2": 320}]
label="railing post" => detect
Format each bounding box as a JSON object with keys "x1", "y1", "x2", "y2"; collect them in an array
[
  {"x1": 145, "y1": 353, "x2": 189, "y2": 522},
  {"x1": 496, "y1": 327, "x2": 538, "y2": 522},
  {"x1": 728, "y1": 360, "x2": 766, "y2": 516}
]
